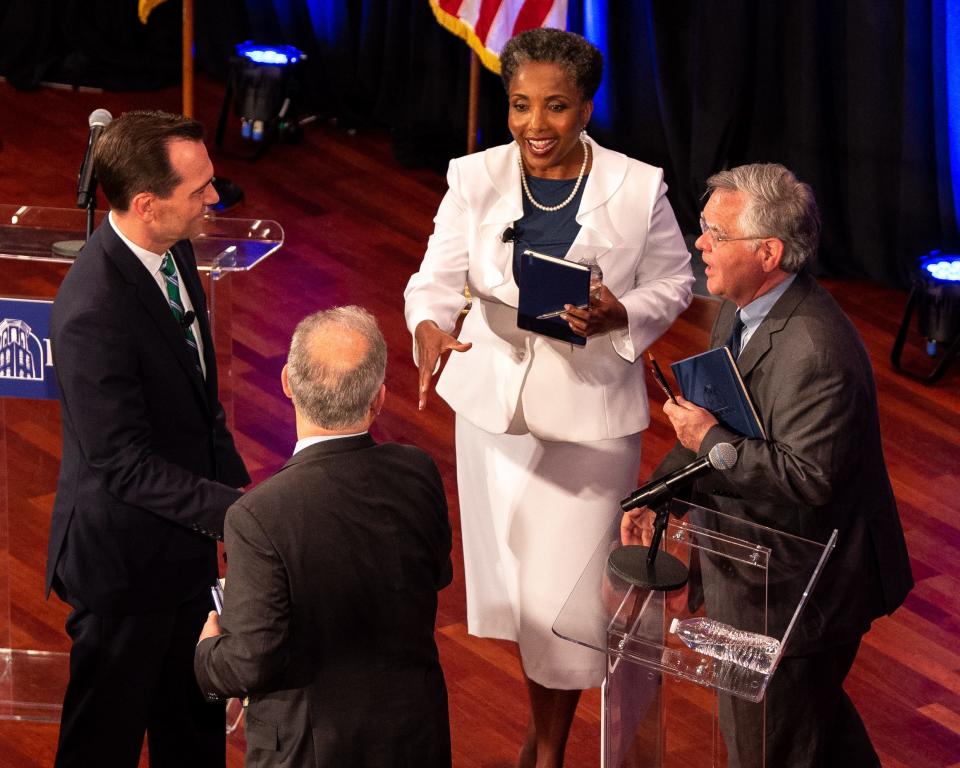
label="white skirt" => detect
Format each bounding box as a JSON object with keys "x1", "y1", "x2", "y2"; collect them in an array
[{"x1": 455, "y1": 414, "x2": 642, "y2": 690}]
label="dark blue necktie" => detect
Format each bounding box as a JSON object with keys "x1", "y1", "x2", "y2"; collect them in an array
[{"x1": 727, "y1": 310, "x2": 745, "y2": 358}]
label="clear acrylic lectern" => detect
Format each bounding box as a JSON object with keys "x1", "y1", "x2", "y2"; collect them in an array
[
  {"x1": 0, "y1": 204, "x2": 282, "y2": 722},
  {"x1": 554, "y1": 499, "x2": 835, "y2": 768}
]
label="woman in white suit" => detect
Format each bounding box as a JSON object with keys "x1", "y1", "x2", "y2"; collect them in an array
[{"x1": 404, "y1": 28, "x2": 693, "y2": 766}]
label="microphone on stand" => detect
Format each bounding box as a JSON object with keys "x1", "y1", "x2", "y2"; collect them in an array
[
  {"x1": 620, "y1": 443, "x2": 738, "y2": 512},
  {"x1": 76, "y1": 109, "x2": 113, "y2": 209},
  {"x1": 54, "y1": 109, "x2": 113, "y2": 259},
  {"x1": 609, "y1": 442, "x2": 739, "y2": 591}
]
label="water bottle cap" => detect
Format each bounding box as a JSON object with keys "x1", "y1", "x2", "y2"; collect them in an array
[{"x1": 669, "y1": 617, "x2": 679, "y2": 634}]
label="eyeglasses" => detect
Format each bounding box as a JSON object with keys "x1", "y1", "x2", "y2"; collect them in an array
[{"x1": 699, "y1": 215, "x2": 767, "y2": 244}]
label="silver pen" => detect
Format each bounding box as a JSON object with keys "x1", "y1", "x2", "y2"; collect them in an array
[{"x1": 537, "y1": 303, "x2": 588, "y2": 320}]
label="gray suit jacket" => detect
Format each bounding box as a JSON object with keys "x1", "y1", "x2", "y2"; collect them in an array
[
  {"x1": 195, "y1": 433, "x2": 452, "y2": 768},
  {"x1": 657, "y1": 272, "x2": 912, "y2": 653}
]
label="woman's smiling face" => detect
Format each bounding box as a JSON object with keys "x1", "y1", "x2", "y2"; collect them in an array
[{"x1": 507, "y1": 60, "x2": 593, "y2": 180}]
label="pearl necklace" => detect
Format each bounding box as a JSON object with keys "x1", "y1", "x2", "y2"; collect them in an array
[{"x1": 519, "y1": 135, "x2": 590, "y2": 212}]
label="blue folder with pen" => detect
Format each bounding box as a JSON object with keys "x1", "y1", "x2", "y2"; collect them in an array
[
  {"x1": 516, "y1": 249, "x2": 590, "y2": 346},
  {"x1": 670, "y1": 347, "x2": 767, "y2": 439}
]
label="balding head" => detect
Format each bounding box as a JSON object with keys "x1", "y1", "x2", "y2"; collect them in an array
[{"x1": 284, "y1": 306, "x2": 387, "y2": 431}]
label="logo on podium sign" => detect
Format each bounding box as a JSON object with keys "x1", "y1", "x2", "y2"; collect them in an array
[{"x1": 0, "y1": 298, "x2": 58, "y2": 400}]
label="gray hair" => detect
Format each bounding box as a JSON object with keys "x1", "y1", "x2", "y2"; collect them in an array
[
  {"x1": 286, "y1": 306, "x2": 387, "y2": 429},
  {"x1": 500, "y1": 28, "x2": 603, "y2": 100},
  {"x1": 706, "y1": 163, "x2": 821, "y2": 273}
]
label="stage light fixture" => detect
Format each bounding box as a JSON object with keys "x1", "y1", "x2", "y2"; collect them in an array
[
  {"x1": 891, "y1": 251, "x2": 960, "y2": 383},
  {"x1": 215, "y1": 41, "x2": 307, "y2": 157},
  {"x1": 237, "y1": 43, "x2": 302, "y2": 67}
]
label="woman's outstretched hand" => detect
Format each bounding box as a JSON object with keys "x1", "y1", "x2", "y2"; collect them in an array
[{"x1": 415, "y1": 320, "x2": 472, "y2": 410}]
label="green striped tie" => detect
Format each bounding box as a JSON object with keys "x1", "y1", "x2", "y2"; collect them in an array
[{"x1": 160, "y1": 252, "x2": 202, "y2": 374}]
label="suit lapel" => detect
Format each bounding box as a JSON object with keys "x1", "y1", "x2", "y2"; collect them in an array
[
  {"x1": 170, "y1": 242, "x2": 218, "y2": 401},
  {"x1": 570, "y1": 138, "x2": 621, "y2": 269},
  {"x1": 730, "y1": 273, "x2": 815, "y2": 377},
  {"x1": 102, "y1": 226, "x2": 210, "y2": 407},
  {"x1": 480, "y1": 145, "x2": 524, "y2": 305}
]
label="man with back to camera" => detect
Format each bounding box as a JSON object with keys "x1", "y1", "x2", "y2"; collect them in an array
[
  {"x1": 194, "y1": 305, "x2": 453, "y2": 767},
  {"x1": 622, "y1": 163, "x2": 912, "y2": 767},
  {"x1": 47, "y1": 110, "x2": 250, "y2": 767}
]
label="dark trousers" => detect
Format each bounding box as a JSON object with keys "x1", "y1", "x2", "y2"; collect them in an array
[
  {"x1": 720, "y1": 639, "x2": 879, "y2": 768},
  {"x1": 54, "y1": 587, "x2": 225, "y2": 768}
]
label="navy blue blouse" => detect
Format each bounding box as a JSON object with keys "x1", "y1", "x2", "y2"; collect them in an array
[{"x1": 512, "y1": 174, "x2": 588, "y2": 284}]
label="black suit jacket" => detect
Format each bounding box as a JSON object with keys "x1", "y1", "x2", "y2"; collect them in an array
[
  {"x1": 657, "y1": 272, "x2": 912, "y2": 653},
  {"x1": 195, "y1": 434, "x2": 453, "y2": 768},
  {"x1": 47, "y1": 220, "x2": 250, "y2": 614}
]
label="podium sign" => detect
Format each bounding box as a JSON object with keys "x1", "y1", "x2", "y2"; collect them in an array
[{"x1": 0, "y1": 298, "x2": 57, "y2": 400}]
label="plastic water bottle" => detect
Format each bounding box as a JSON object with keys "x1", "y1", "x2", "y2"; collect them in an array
[
  {"x1": 577, "y1": 256, "x2": 603, "y2": 304},
  {"x1": 670, "y1": 617, "x2": 780, "y2": 674}
]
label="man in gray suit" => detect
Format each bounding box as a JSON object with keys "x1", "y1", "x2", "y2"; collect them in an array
[
  {"x1": 194, "y1": 306, "x2": 452, "y2": 767},
  {"x1": 623, "y1": 163, "x2": 912, "y2": 767}
]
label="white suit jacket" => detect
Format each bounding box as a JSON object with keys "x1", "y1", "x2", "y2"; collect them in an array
[{"x1": 404, "y1": 137, "x2": 694, "y2": 442}]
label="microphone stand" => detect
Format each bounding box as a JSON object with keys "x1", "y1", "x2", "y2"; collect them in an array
[
  {"x1": 607, "y1": 500, "x2": 689, "y2": 591},
  {"x1": 85, "y1": 194, "x2": 96, "y2": 242},
  {"x1": 52, "y1": 183, "x2": 97, "y2": 260}
]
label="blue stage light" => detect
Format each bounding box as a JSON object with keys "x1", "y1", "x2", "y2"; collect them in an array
[
  {"x1": 235, "y1": 43, "x2": 304, "y2": 67},
  {"x1": 922, "y1": 253, "x2": 960, "y2": 283}
]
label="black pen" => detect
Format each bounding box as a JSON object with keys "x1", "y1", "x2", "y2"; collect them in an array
[{"x1": 647, "y1": 352, "x2": 678, "y2": 405}]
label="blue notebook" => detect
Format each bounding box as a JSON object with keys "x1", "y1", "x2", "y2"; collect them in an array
[
  {"x1": 516, "y1": 249, "x2": 590, "y2": 346},
  {"x1": 670, "y1": 347, "x2": 766, "y2": 439}
]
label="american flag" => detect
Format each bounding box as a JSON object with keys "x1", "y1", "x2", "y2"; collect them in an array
[{"x1": 430, "y1": 0, "x2": 568, "y2": 73}]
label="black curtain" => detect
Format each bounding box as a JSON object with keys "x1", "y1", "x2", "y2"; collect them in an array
[
  {"x1": 665, "y1": 1, "x2": 946, "y2": 286},
  {"x1": 0, "y1": 0, "x2": 185, "y2": 90},
  {"x1": 0, "y1": 0, "x2": 952, "y2": 287}
]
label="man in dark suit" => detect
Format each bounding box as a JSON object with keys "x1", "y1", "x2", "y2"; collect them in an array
[
  {"x1": 622, "y1": 163, "x2": 912, "y2": 767},
  {"x1": 47, "y1": 110, "x2": 250, "y2": 767},
  {"x1": 195, "y1": 305, "x2": 453, "y2": 767}
]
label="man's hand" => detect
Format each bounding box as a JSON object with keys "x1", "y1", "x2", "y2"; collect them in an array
[
  {"x1": 414, "y1": 320, "x2": 472, "y2": 411},
  {"x1": 561, "y1": 285, "x2": 628, "y2": 338},
  {"x1": 199, "y1": 611, "x2": 222, "y2": 643},
  {"x1": 664, "y1": 395, "x2": 718, "y2": 453},
  {"x1": 620, "y1": 507, "x2": 655, "y2": 547}
]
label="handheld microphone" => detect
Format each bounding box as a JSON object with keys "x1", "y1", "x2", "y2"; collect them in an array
[
  {"x1": 180, "y1": 310, "x2": 196, "y2": 330},
  {"x1": 501, "y1": 225, "x2": 516, "y2": 243},
  {"x1": 76, "y1": 109, "x2": 113, "y2": 209},
  {"x1": 620, "y1": 442, "x2": 738, "y2": 512}
]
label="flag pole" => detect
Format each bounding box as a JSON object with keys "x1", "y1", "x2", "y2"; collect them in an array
[
  {"x1": 467, "y1": 51, "x2": 480, "y2": 154},
  {"x1": 182, "y1": 0, "x2": 194, "y2": 117}
]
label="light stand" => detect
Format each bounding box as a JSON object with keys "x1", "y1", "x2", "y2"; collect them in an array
[
  {"x1": 210, "y1": 177, "x2": 244, "y2": 212},
  {"x1": 891, "y1": 251, "x2": 960, "y2": 383}
]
